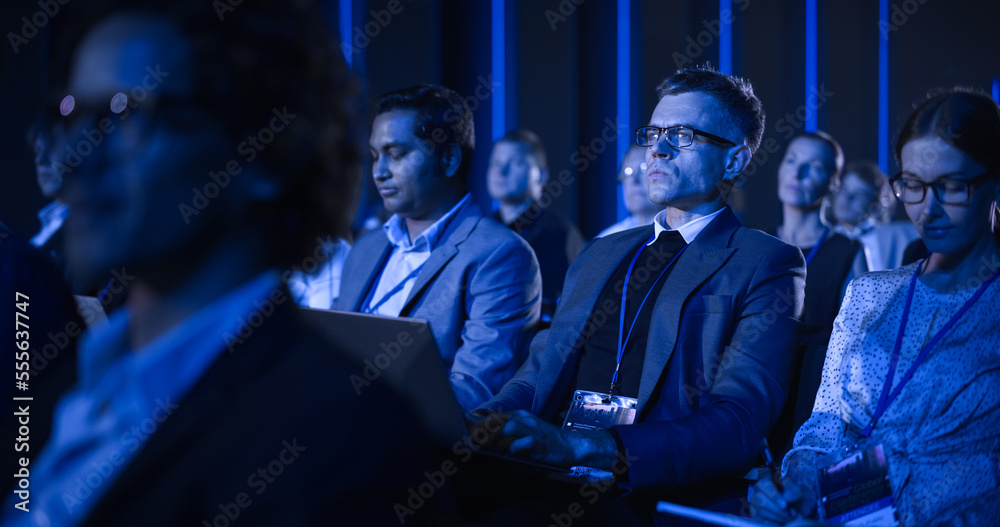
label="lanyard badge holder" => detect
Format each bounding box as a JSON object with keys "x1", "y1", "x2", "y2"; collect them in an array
[
  {"x1": 816, "y1": 444, "x2": 896, "y2": 525},
  {"x1": 816, "y1": 263, "x2": 1000, "y2": 526},
  {"x1": 562, "y1": 235, "x2": 688, "y2": 434}
]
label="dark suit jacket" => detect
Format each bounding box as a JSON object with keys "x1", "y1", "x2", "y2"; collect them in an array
[
  {"x1": 494, "y1": 204, "x2": 584, "y2": 321},
  {"x1": 81, "y1": 300, "x2": 430, "y2": 526},
  {"x1": 337, "y1": 198, "x2": 541, "y2": 409},
  {"x1": 1, "y1": 225, "x2": 82, "y2": 497},
  {"x1": 482, "y1": 208, "x2": 806, "y2": 492}
]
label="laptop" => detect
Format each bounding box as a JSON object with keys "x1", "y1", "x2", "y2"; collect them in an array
[
  {"x1": 297, "y1": 308, "x2": 598, "y2": 481},
  {"x1": 298, "y1": 307, "x2": 468, "y2": 448}
]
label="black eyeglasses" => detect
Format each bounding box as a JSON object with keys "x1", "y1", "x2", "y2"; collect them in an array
[
  {"x1": 889, "y1": 171, "x2": 998, "y2": 205},
  {"x1": 635, "y1": 125, "x2": 736, "y2": 149}
]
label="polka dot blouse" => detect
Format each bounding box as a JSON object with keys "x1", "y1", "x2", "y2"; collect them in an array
[{"x1": 785, "y1": 261, "x2": 1000, "y2": 526}]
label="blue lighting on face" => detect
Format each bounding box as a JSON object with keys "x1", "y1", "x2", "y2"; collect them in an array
[
  {"x1": 878, "y1": 0, "x2": 889, "y2": 173},
  {"x1": 492, "y1": 0, "x2": 505, "y2": 142},
  {"x1": 993, "y1": 77, "x2": 999, "y2": 104},
  {"x1": 804, "y1": 0, "x2": 817, "y2": 133},
  {"x1": 719, "y1": 0, "x2": 732, "y2": 75}
]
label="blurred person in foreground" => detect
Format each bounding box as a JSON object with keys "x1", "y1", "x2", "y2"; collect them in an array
[
  {"x1": 487, "y1": 128, "x2": 583, "y2": 322},
  {"x1": 753, "y1": 88, "x2": 1000, "y2": 525},
  {"x1": 337, "y1": 85, "x2": 542, "y2": 411},
  {"x1": 1, "y1": 2, "x2": 428, "y2": 525},
  {"x1": 596, "y1": 145, "x2": 662, "y2": 238},
  {"x1": 824, "y1": 160, "x2": 918, "y2": 271}
]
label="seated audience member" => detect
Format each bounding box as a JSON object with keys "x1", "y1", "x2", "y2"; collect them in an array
[
  {"x1": 825, "y1": 160, "x2": 919, "y2": 271},
  {"x1": 487, "y1": 129, "x2": 583, "y2": 320},
  {"x1": 770, "y1": 132, "x2": 867, "y2": 450},
  {"x1": 596, "y1": 145, "x2": 662, "y2": 237},
  {"x1": 28, "y1": 121, "x2": 69, "y2": 259},
  {"x1": 752, "y1": 88, "x2": 1000, "y2": 526},
  {"x1": 0, "y1": 2, "x2": 429, "y2": 525},
  {"x1": 336, "y1": 85, "x2": 542, "y2": 411},
  {"x1": 286, "y1": 236, "x2": 350, "y2": 309},
  {"x1": 470, "y1": 65, "x2": 806, "y2": 523}
]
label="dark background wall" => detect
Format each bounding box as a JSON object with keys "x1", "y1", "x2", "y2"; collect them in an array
[{"x1": 1, "y1": 0, "x2": 998, "y2": 238}]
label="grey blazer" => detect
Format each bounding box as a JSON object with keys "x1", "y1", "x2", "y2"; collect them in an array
[{"x1": 337, "y1": 198, "x2": 541, "y2": 410}]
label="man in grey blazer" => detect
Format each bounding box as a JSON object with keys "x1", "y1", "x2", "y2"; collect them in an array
[
  {"x1": 471, "y1": 66, "x2": 806, "y2": 520},
  {"x1": 337, "y1": 85, "x2": 541, "y2": 411}
]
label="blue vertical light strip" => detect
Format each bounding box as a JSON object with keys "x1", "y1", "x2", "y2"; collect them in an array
[
  {"x1": 616, "y1": 0, "x2": 631, "y2": 221},
  {"x1": 804, "y1": 0, "x2": 817, "y2": 132},
  {"x1": 878, "y1": 0, "x2": 889, "y2": 173},
  {"x1": 719, "y1": 0, "x2": 732, "y2": 75},
  {"x1": 616, "y1": 0, "x2": 630, "y2": 163},
  {"x1": 339, "y1": 0, "x2": 352, "y2": 69},
  {"x1": 492, "y1": 0, "x2": 506, "y2": 141},
  {"x1": 993, "y1": 77, "x2": 999, "y2": 104}
]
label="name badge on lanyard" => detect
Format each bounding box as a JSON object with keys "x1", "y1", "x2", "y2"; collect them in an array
[
  {"x1": 816, "y1": 444, "x2": 898, "y2": 526},
  {"x1": 562, "y1": 232, "x2": 688, "y2": 434},
  {"x1": 562, "y1": 390, "x2": 637, "y2": 432}
]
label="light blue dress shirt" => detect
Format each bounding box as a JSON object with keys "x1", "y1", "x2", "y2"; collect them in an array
[
  {"x1": 366, "y1": 194, "x2": 471, "y2": 317},
  {"x1": 3, "y1": 272, "x2": 282, "y2": 527}
]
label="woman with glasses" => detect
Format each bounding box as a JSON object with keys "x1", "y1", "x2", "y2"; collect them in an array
[{"x1": 752, "y1": 88, "x2": 1000, "y2": 525}]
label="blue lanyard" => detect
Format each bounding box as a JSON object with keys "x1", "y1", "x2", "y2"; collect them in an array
[
  {"x1": 803, "y1": 228, "x2": 830, "y2": 266},
  {"x1": 610, "y1": 233, "x2": 689, "y2": 394},
  {"x1": 362, "y1": 264, "x2": 424, "y2": 314},
  {"x1": 861, "y1": 262, "x2": 1000, "y2": 438}
]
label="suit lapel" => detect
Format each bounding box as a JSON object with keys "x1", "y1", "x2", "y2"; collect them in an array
[
  {"x1": 533, "y1": 226, "x2": 654, "y2": 417},
  {"x1": 635, "y1": 209, "x2": 740, "y2": 415},
  {"x1": 399, "y1": 199, "x2": 481, "y2": 314},
  {"x1": 348, "y1": 241, "x2": 393, "y2": 311}
]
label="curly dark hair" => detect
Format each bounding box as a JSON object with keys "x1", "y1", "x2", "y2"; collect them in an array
[{"x1": 55, "y1": 0, "x2": 359, "y2": 265}]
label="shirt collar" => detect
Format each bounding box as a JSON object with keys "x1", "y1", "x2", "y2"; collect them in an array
[
  {"x1": 651, "y1": 206, "x2": 726, "y2": 245},
  {"x1": 37, "y1": 200, "x2": 69, "y2": 226},
  {"x1": 383, "y1": 193, "x2": 471, "y2": 252}
]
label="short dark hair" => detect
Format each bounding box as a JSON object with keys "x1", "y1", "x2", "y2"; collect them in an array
[
  {"x1": 60, "y1": 0, "x2": 359, "y2": 266},
  {"x1": 374, "y1": 84, "x2": 475, "y2": 186},
  {"x1": 792, "y1": 130, "x2": 845, "y2": 180},
  {"x1": 895, "y1": 87, "x2": 1000, "y2": 173},
  {"x1": 497, "y1": 129, "x2": 549, "y2": 175},
  {"x1": 656, "y1": 64, "x2": 765, "y2": 154}
]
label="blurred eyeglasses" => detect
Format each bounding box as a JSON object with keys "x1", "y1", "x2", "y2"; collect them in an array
[
  {"x1": 889, "y1": 172, "x2": 997, "y2": 205},
  {"x1": 617, "y1": 162, "x2": 647, "y2": 182},
  {"x1": 49, "y1": 91, "x2": 206, "y2": 149},
  {"x1": 635, "y1": 125, "x2": 736, "y2": 149}
]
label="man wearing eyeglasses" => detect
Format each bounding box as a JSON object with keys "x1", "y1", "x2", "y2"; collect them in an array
[{"x1": 471, "y1": 66, "x2": 806, "y2": 521}]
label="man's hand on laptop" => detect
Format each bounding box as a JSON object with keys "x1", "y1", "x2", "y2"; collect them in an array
[{"x1": 492, "y1": 410, "x2": 619, "y2": 470}]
